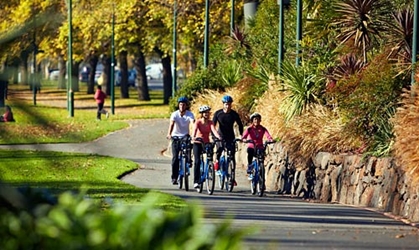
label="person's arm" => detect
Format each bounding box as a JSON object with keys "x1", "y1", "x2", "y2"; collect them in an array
[
  {"x1": 212, "y1": 111, "x2": 218, "y2": 127},
  {"x1": 263, "y1": 127, "x2": 274, "y2": 141},
  {"x1": 210, "y1": 122, "x2": 221, "y2": 140},
  {"x1": 241, "y1": 127, "x2": 249, "y2": 141},
  {"x1": 192, "y1": 120, "x2": 199, "y2": 139},
  {"x1": 236, "y1": 112, "x2": 244, "y2": 136},
  {"x1": 167, "y1": 120, "x2": 175, "y2": 139}
]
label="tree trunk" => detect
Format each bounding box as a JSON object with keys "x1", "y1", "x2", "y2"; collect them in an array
[
  {"x1": 58, "y1": 55, "x2": 66, "y2": 89},
  {"x1": 133, "y1": 48, "x2": 150, "y2": 101},
  {"x1": 119, "y1": 50, "x2": 129, "y2": 98},
  {"x1": 87, "y1": 53, "x2": 98, "y2": 94},
  {"x1": 99, "y1": 54, "x2": 111, "y2": 95},
  {"x1": 19, "y1": 50, "x2": 29, "y2": 85},
  {"x1": 154, "y1": 48, "x2": 172, "y2": 104}
]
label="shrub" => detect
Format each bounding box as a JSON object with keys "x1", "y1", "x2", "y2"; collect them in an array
[{"x1": 0, "y1": 185, "x2": 246, "y2": 250}]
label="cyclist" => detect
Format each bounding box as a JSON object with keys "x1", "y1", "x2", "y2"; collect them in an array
[
  {"x1": 167, "y1": 97, "x2": 195, "y2": 185},
  {"x1": 191, "y1": 105, "x2": 221, "y2": 188},
  {"x1": 241, "y1": 112, "x2": 273, "y2": 174},
  {"x1": 213, "y1": 95, "x2": 244, "y2": 175}
]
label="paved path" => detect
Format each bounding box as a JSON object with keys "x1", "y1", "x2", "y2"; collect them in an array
[{"x1": 1, "y1": 119, "x2": 418, "y2": 249}]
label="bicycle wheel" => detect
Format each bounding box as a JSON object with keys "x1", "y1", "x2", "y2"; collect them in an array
[
  {"x1": 197, "y1": 161, "x2": 204, "y2": 193},
  {"x1": 206, "y1": 161, "x2": 215, "y2": 195},
  {"x1": 184, "y1": 160, "x2": 189, "y2": 192},
  {"x1": 226, "y1": 159, "x2": 235, "y2": 192},
  {"x1": 250, "y1": 166, "x2": 257, "y2": 195},
  {"x1": 218, "y1": 158, "x2": 225, "y2": 190},
  {"x1": 179, "y1": 156, "x2": 186, "y2": 190},
  {"x1": 257, "y1": 163, "x2": 265, "y2": 197}
]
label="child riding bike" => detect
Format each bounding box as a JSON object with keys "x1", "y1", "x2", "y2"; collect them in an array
[{"x1": 241, "y1": 112, "x2": 274, "y2": 175}]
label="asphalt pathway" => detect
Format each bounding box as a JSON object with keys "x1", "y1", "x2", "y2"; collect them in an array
[{"x1": 1, "y1": 119, "x2": 418, "y2": 249}]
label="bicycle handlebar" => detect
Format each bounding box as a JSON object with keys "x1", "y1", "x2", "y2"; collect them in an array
[{"x1": 242, "y1": 139, "x2": 276, "y2": 149}]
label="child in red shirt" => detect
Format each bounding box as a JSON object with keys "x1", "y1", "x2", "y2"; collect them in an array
[
  {"x1": 241, "y1": 112, "x2": 273, "y2": 174},
  {"x1": 0, "y1": 105, "x2": 14, "y2": 122},
  {"x1": 94, "y1": 85, "x2": 109, "y2": 120}
]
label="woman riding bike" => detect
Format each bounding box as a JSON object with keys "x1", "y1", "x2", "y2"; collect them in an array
[
  {"x1": 241, "y1": 112, "x2": 274, "y2": 175},
  {"x1": 192, "y1": 105, "x2": 221, "y2": 189}
]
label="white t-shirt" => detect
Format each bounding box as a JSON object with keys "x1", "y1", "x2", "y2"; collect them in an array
[{"x1": 170, "y1": 110, "x2": 195, "y2": 137}]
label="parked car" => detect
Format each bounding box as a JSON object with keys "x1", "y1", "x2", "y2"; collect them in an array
[
  {"x1": 79, "y1": 66, "x2": 90, "y2": 82},
  {"x1": 145, "y1": 63, "x2": 185, "y2": 79},
  {"x1": 115, "y1": 69, "x2": 136, "y2": 87},
  {"x1": 49, "y1": 69, "x2": 60, "y2": 81}
]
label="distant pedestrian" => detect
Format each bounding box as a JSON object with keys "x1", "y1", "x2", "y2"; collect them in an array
[
  {"x1": 0, "y1": 105, "x2": 15, "y2": 122},
  {"x1": 94, "y1": 85, "x2": 109, "y2": 120}
]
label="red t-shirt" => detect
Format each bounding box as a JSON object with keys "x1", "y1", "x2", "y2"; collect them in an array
[
  {"x1": 94, "y1": 89, "x2": 106, "y2": 104},
  {"x1": 242, "y1": 125, "x2": 273, "y2": 149},
  {"x1": 193, "y1": 119, "x2": 214, "y2": 143}
]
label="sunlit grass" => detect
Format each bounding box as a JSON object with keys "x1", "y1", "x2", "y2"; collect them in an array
[
  {"x1": 0, "y1": 83, "x2": 169, "y2": 144},
  {"x1": 0, "y1": 149, "x2": 185, "y2": 210}
]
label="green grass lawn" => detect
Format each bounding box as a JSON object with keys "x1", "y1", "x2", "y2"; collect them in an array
[{"x1": 0, "y1": 83, "x2": 183, "y2": 210}]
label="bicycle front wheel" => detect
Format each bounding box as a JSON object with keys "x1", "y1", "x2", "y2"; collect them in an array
[
  {"x1": 250, "y1": 166, "x2": 257, "y2": 195},
  {"x1": 226, "y1": 159, "x2": 235, "y2": 192},
  {"x1": 197, "y1": 162, "x2": 204, "y2": 193},
  {"x1": 206, "y1": 161, "x2": 215, "y2": 195},
  {"x1": 257, "y1": 163, "x2": 265, "y2": 197},
  {"x1": 218, "y1": 159, "x2": 225, "y2": 190}
]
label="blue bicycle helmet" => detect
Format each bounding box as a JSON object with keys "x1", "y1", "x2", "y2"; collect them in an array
[
  {"x1": 177, "y1": 96, "x2": 189, "y2": 103},
  {"x1": 221, "y1": 95, "x2": 233, "y2": 103}
]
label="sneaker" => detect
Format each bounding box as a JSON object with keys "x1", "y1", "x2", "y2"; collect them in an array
[
  {"x1": 194, "y1": 183, "x2": 199, "y2": 188},
  {"x1": 171, "y1": 179, "x2": 178, "y2": 185},
  {"x1": 248, "y1": 174, "x2": 253, "y2": 180},
  {"x1": 246, "y1": 165, "x2": 253, "y2": 174},
  {"x1": 106, "y1": 112, "x2": 109, "y2": 119},
  {"x1": 216, "y1": 170, "x2": 222, "y2": 176}
]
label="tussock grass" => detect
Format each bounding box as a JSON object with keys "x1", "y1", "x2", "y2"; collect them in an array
[{"x1": 393, "y1": 86, "x2": 419, "y2": 185}]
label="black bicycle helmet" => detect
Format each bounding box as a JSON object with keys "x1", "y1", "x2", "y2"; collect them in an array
[{"x1": 250, "y1": 112, "x2": 262, "y2": 120}]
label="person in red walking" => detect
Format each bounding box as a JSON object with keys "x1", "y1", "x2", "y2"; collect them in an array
[
  {"x1": 0, "y1": 105, "x2": 14, "y2": 122},
  {"x1": 241, "y1": 112, "x2": 273, "y2": 174},
  {"x1": 94, "y1": 85, "x2": 109, "y2": 120}
]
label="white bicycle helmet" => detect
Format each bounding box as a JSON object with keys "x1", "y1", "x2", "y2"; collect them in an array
[{"x1": 199, "y1": 105, "x2": 211, "y2": 113}]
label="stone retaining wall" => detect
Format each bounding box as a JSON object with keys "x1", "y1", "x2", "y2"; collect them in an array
[{"x1": 236, "y1": 142, "x2": 419, "y2": 223}]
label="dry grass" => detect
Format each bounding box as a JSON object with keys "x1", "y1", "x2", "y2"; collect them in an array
[
  {"x1": 393, "y1": 86, "x2": 419, "y2": 185},
  {"x1": 192, "y1": 76, "x2": 364, "y2": 169}
]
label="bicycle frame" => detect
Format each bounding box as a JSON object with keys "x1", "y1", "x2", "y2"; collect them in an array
[
  {"x1": 196, "y1": 140, "x2": 216, "y2": 195},
  {"x1": 217, "y1": 139, "x2": 240, "y2": 192},
  {"x1": 245, "y1": 140, "x2": 275, "y2": 197},
  {"x1": 172, "y1": 135, "x2": 192, "y2": 191}
]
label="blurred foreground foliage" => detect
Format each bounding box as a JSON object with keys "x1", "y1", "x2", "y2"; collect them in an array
[{"x1": 0, "y1": 184, "x2": 246, "y2": 250}]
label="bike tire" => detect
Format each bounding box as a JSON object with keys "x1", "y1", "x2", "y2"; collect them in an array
[
  {"x1": 226, "y1": 159, "x2": 235, "y2": 192},
  {"x1": 250, "y1": 166, "x2": 257, "y2": 195},
  {"x1": 257, "y1": 163, "x2": 265, "y2": 197},
  {"x1": 218, "y1": 158, "x2": 225, "y2": 190},
  {"x1": 198, "y1": 162, "x2": 204, "y2": 193},
  {"x1": 179, "y1": 156, "x2": 187, "y2": 191},
  {"x1": 206, "y1": 161, "x2": 215, "y2": 195}
]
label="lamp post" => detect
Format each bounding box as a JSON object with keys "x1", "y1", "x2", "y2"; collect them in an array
[
  {"x1": 67, "y1": 0, "x2": 74, "y2": 117},
  {"x1": 296, "y1": 0, "x2": 302, "y2": 66},
  {"x1": 277, "y1": 0, "x2": 285, "y2": 75},
  {"x1": 230, "y1": 0, "x2": 235, "y2": 34},
  {"x1": 203, "y1": 0, "x2": 210, "y2": 68},
  {"x1": 412, "y1": 0, "x2": 418, "y2": 85},
  {"x1": 172, "y1": 0, "x2": 178, "y2": 97},
  {"x1": 110, "y1": 3, "x2": 115, "y2": 115}
]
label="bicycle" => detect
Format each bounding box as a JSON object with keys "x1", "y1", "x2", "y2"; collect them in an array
[
  {"x1": 171, "y1": 135, "x2": 192, "y2": 191},
  {"x1": 215, "y1": 138, "x2": 241, "y2": 192},
  {"x1": 243, "y1": 140, "x2": 276, "y2": 197},
  {"x1": 194, "y1": 138, "x2": 216, "y2": 195}
]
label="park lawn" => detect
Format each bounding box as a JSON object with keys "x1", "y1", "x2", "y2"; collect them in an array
[
  {"x1": 1, "y1": 84, "x2": 170, "y2": 144},
  {"x1": 0, "y1": 83, "x2": 183, "y2": 210},
  {"x1": 0, "y1": 149, "x2": 185, "y2": 211}
]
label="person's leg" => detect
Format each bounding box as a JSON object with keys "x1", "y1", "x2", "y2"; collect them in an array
[
  {"x1": 97, "y1": 103, "x2": 104, "y2": 120},
  {"x1": 193, "y1": 143, "x2": 202, "y2": 184},
  {"x1": 247, "y1": 148, "x2": 255, "y2": 174},
  {"x1": 171, "y1": 140, "x2": 180, "y2": 183}
]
